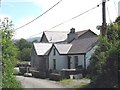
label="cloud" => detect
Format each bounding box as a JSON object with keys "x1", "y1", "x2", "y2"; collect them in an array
[
  {"x1": 12, "y1": 0, "x2": 118, "y2": 39},
  {"x1": 0, "y1": 14, "x2": 12, "y2": 21}
]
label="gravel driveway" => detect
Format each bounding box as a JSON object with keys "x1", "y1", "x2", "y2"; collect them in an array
[{"x1": 16, "y1": 76, "x2": 72, "y2": 89}]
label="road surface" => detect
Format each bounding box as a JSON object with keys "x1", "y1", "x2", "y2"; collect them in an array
[{"x1": 16, "y1": 76, "x2": 72, "y2": 89}]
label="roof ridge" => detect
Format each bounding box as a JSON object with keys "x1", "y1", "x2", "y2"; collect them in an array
[
  {"x1": 34, "y1": 43, "x2": 52, "y2": 45},
  {"x1": 44, "y1": 31, "x2": 68, "y2": 33},
  {"x1": 76, "y1": 29, "x2": 90, "y2": 33}
]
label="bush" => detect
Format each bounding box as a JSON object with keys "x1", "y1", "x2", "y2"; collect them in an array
[
  {"x1": 31, "y1": 70, "x2": 47, "y2": 79},
  {"x1": 49, "y1": 73, "x2": 62, "y2": 81},
  {"x1": 19, "y1": 67, "x2": 27, "y2": 75}
]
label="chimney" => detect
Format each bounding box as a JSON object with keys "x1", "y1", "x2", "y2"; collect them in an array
[{"x1": 67, "y1": 28, "x2": 76, "y2": 43}]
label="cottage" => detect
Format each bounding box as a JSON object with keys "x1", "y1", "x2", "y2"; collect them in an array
[
  {"x1": 31, "y1": 28, "x2": 98, "y2": 77},
  {"x1": 48, "y1": 37, "x2": 98, "y2": 71}
]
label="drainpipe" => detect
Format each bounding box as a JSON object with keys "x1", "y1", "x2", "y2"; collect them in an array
[{"x1": 83, "y1": 54, "x2": 86, "y2": 77}]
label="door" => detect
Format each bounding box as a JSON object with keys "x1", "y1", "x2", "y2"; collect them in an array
[{"x1": 67, "y1": 56, "x2": 71, "y2": 69}]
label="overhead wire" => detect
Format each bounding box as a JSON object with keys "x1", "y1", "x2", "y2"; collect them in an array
[
  {"x1": 28, "y1": 2, "x2": 103, "y2": 38},
  {"x1": 47, "y1": 3, "x2": 102, "y2": 31},
  {"x1": 23, "y1": 0, "x2": 111, "y2": 38},
  {"x1": 14, "y1": 0, "x2": 62, "y2": 30}
]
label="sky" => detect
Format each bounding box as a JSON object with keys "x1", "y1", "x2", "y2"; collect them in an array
[{"x1": 0, "y1": 0, "x2": 120, "y2": 39}]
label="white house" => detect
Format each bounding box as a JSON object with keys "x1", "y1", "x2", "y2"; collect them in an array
[
  {"x1": 48, "y1": 37, "x2": 98, "y2": 71},
  {"x1": 31, "y1": 28, "x2": 98, "y2": 76}
]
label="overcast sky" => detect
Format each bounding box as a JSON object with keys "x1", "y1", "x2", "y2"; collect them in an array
[{"x1": 1, "y1": 0, "x2": 119, "y2": 39}]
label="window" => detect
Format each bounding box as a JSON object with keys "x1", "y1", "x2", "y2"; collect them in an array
[
  {"x1": 53, "y1": 59, "x2": 56, "y2": 70},
  {"x1": 74, "y1": 56, "x2": 78, "y2": 68},
  {"x1": 53, "y1": 48, "x2": 56, "y2": 56}
]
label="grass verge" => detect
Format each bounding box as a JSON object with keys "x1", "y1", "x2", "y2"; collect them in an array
[{"x1": 60, "y1": 78, "x2": 90, "y2": 88}]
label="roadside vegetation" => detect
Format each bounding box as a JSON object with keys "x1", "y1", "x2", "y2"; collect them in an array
[
  {"x1": 60, "y1": 16, "x2": 120, "y2": 88},
  {"x1": 60, "y1": 78, "x2": 90, "y2": 88},
  {"x1": 87, "y1": 16, "x2": 120, "y2": 88},
  {"x1": 1, "y1": 18, "x2": 22, "y2": 89},
  {"x1": 14, "y1": 36, "x2": 38, "y2": 66},
  {"x1": 14, "y1": 38, "x2": 33, "y2": 61}
]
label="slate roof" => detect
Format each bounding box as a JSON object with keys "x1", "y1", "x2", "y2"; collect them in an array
[
  {"x1": 44, "y1": 31, "x2": 69, "y2": 43},
  {"x1": 53, "y1": 37, "x2": 98, "y2": 55},
  {"x1": 43, "y1": 30, "x2": 96, "y2": 43},
  {"x1": 33, "y1": 43, "x2": 52, "y2": 55},
  {"x1": 68, "y1": 37, "x2": 98, "y2": 54},
  {"x1": 54, "y1": 44, "x2": 72, "y2": 54},
  {"x1": 34, "y1": 30, "x2": 98, "y2": 56},
  {"x1": 76, "y1": 29, "x2": 89, "y2": 37}
]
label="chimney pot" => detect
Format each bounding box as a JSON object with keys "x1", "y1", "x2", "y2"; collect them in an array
[{"x1": 70, "y1": 28, "x2": 75, "y2": 33}]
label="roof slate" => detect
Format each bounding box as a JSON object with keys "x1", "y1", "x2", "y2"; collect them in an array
[
  {"x1": 76, "y1": 29, "x2": 89, "y2": 37},
  {"x1": 34, "y1": 30, "x2": 98, "y2": 56},
  {"x1": 43, "y1": 30, "x2": 94, "y2": 43},
  {"x1": 68, "y1": 37, "x2": 98, "y2": 54},
  {"x1": 44, "y1": 31, "x2": 69, "y2": 43},
  {"x1": 54, "y1": 44, "x2": 72, "y2": 54},
  {"x1": 33, "y1": 43, "x2": 52, "y2": 55}
]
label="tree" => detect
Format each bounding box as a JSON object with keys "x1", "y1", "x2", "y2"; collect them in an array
[
  {"x1": 87, "y1": 17, "x2": 119, "y2": 88},
  {"x1": 0, "y1": 18, "x2": 22, "y2": 88},
  {"x1": 15, "y1": 38, "x2": 32, "y2": 61},
  {"x1": 115, "y1": 16, "x2": 120, "y2": 24},
  {"x1": 21, "y1": 48, "x2": 31, "y2": 61},
  {"x1": 15, "y1": 38, "x2": 32, "y2": 51}
]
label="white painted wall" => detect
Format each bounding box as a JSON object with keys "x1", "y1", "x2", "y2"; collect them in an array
[
  {"x1": 49, "y1": 45, "x2": 97, "y2": 70},
  {"x1": 86, "y1": 45, "x2": 98, "y2": 68},
  {"x1": 49, "y1": 47, "x2": 68, "y2": 70}
]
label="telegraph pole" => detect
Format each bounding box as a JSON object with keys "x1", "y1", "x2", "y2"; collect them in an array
[{"x1": 101, "y1": 0, "x2": 107, "y2": 36}]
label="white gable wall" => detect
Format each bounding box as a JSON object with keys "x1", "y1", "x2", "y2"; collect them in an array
[
  {"x1": 86, "y1": 45, "x2": 98, "y2": 68},
  {"x1": 49, "y1": 47, "x2": 85, "y2": 70},
  {"x1": 49, "y1": 45, "x2": 98, "y2": 70},
  {"x1": 49, "y1": 47, "x2": 68, "y2": 70}
]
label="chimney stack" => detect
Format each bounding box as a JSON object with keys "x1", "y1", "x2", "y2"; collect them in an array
[{"x1": 67, "y1": 28, "x2": 76, "y2": 43}]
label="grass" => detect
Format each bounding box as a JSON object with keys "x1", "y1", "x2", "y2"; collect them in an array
[
  {"x1": 74, "y1": 82, "x2": 90, "y2": 88},
  {"x1": 60, "y1": 78, "x2": 90, "y2": 88},
  {"x1": 60, "y1": 79, "x2": 75, "y2": 85}
]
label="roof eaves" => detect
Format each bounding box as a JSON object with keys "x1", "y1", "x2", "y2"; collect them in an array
[{"x1": 60, "y1": 53, "x2": 86, "y2": 55}]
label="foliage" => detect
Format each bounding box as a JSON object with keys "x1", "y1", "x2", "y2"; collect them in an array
[
  {"x1": 0, "y1": 18, "x2": 22, "y2": 88},
  {"x1": 21, "y1": 48, "x2": 31, "y2": 61},
  {"x1": 60, "y1": 79, "x2": 74, "y2": 85},
  {"x1": 87, "y1": 17, "x2": 119, "y2": 88},
  {"x1": 15, "y1": 38, "x2": 32, "y2": 61},
  {"x1": 15, "y1": 38, "x2": 32, "y2": 51},
  {"x1": 115, "y1": 16, "x2": 120, "y2": 24},
  {"x1": 60, "y1": 78, "x2": 90, "y2": 88},
  {"x1": 74, "y1": 82, "x2": 89, "y2": 88}
]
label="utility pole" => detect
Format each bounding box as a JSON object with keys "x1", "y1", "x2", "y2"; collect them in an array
[{"x1": 101, "y1": 0, "x2": 107, "y2": 36}]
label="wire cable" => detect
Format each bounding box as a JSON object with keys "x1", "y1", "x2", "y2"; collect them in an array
[
  {"x1": 28, "y1": 2, "x2": 102, "y2": 38},
  {"x1": 14, "y1": 0, "x2": 62, "y2": 30},
  {"x1": 47, "y1": 2, "x2": 102, "y2": 31}
]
